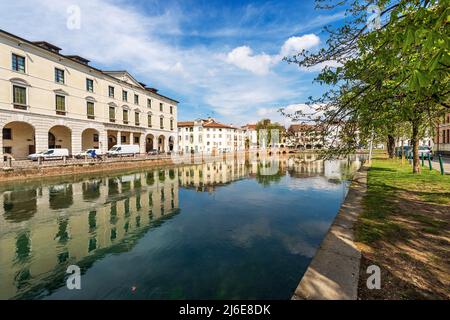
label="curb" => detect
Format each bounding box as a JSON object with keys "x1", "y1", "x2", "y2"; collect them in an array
[{"x1": 292, "y1": 165, "x2": 368, "y2": 300}]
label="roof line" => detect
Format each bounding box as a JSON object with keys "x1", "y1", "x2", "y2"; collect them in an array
[{"x1": 0, "y1": 29, "x2": 179, "y2": 104}]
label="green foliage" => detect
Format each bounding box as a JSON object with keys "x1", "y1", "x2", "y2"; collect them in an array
[{"x1": 282, "y1": 0, "x2": 449, "y2": 167}]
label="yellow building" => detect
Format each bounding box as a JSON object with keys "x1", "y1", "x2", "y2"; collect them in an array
[{"x1": 0, "y1": 29, "x2": 178, "y2": 160}]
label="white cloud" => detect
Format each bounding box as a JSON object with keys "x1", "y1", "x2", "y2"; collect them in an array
[
  {"x1": 225, "y1": 34, "x2": 321, "y2": 75},
  {"x1": 279, "y1": 34, "x2": 320, "y2": 58},
  {"x1": 225, "y1": 46, "x2": 274, "y2": 75}
]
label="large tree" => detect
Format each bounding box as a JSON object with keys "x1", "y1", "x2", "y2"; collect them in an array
[{"x1": 282, "y1": 0, "x2": 449, "y2": 172}]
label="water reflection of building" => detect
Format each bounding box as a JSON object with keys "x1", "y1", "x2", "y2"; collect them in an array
[
  {"x1": 0, "y1": 169, "x2": 179, "y2": 299},
  {"x1": 178, "y1": 153, "x2": 248, "y2": 192}
]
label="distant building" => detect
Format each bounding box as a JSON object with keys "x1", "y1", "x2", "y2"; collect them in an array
[
  {"x1": 435, "y1": 113, "x2": 450, "y2": 155},
  {"x1": 177, "y1": 118, "x2": 245, "y2": 154},
  {"x1": 241, "y1": 124, "x2": 257, "y2": 149},
  {"x1": 287, "y1": 124, "x2": 325, "y2": 149}
]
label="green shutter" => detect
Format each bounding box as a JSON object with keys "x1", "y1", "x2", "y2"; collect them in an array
[
  {"x1": 13, "y1": 86, "x2": 26, "y2": 105},
  {"x1": 56, "y1": 95, "x2": 65, "y2": 111},
  {"x1": 87, "y1": 102, "x2": 94, "y2": 117},
  {"x1": 109, "y1": 107, "x2": 115, "y2": 120}
]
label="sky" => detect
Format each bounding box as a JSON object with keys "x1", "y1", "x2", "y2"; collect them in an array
[{"x1": 0, "y1": 0, "x2": 346, "y2": 127}]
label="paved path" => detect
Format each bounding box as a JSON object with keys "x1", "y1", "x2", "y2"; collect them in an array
[
  {"x1": 292, "y1": 167, "x2": 368, "y2": 300},
  {"x1": 431, "y1": 156, "x2": 450, "y2": 174}
]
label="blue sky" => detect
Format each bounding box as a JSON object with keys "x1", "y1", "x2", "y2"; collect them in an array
[{"x1": 0, "y1": 0, "x2": 345, "y2": 126}]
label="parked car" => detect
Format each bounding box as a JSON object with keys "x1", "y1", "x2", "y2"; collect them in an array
[
  {"x1": 147, "y1": 149, "x2": 159, "y2": 156},
  {"x1": 28, "y1": 148, "x2": 69, "y2": 161},
  {"x1": 107, "y1": 144, "x2": 140, "y2": 157},
  {"x1": 408, "y1": 146, "x2": 433, "y2": 160},
  {"x1": 74, "y1": 148, "x2": 103, "y2": 159},
  {"x1": 395, "y1": 146, "x2": 411, "y2": 157}
]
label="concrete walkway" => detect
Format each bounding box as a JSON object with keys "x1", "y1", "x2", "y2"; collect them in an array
[
  {"x1": 431, "y1": 156, "x2": 450, "y2": 174},
  {"x1": 292, "y1": 167, "x2": 368, "y2": 300}
]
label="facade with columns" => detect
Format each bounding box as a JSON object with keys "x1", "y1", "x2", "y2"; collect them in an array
[{"x1": 0, "y1": 29, "x2": 178, "y2": 160}]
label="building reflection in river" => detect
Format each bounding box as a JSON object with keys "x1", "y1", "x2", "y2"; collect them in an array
[{"x1": 0, "y1": 169, "x2": 179, "y2": 299}]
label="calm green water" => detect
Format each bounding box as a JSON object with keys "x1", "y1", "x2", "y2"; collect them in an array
[{"x1": 0, "y1": 154, "x2": 361, "y2": 300}]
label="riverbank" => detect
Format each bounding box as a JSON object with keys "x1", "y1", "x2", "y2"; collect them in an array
[
  {"x1": 292, "y1": 164, "x2": 368, "y2": 299},
  {"x1": 355, "y1": 158, "x2": 450, "y2": 299}
]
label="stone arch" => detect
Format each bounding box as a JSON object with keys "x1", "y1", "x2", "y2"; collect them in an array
[
  {"x1": 145, "y1": 133, "x2": 155, "y2": 152},
  {"x1": 158, "y1": 135, "x2": 166, "y2": 153},
  {"x1": 2, "y1": 121, "x2": 35, "y2": 159},
  {"x1": 168, "y1": 136, "x2": 175, "y2": 152},
  {"x1": 49, "y1": 125, "x2": 72, "y2": 153},
  {"x1": 81, "y1": 128, "x2": 100, "y2": 150},
  {"x1": 108, "y1": 135, "x2": 117, "y2": 150}
]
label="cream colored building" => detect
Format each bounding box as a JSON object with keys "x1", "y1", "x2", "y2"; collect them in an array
[
  {"x1": 0, "y1": 29, "x2": 178, "y2": 160},
  {"x1": 177, "y1": 118, "x2": 245, "y2": 154}
]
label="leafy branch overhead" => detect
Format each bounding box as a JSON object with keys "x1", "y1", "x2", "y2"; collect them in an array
[{"x1": 281, "y1": 0, "x2": 449, "y2": 172}]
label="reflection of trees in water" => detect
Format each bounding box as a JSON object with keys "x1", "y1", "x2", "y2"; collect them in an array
[
  {"x1": 82, "y1": 180, "x2": 101, "y2": 201},
  {"x1": 3, "y1": 189, "x2": 37, "y2": 222},
  {"x1": 255, "y1": 165, "x2": 283, "y2": 187},
  {"x1": 49, "y1": 185, "x2": 73, "y2": 210}
]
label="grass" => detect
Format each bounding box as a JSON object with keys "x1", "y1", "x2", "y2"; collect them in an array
[
  {"x1": 356, "y1": 158, "x2": 450, "y2": 244},
  {"x1": 356, "y1": 157, "x2": 450, "y2": 299}
]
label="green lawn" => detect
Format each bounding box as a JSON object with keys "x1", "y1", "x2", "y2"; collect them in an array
[{"x1": 356, "y1": 158, "x2": 450, "y2": 243}]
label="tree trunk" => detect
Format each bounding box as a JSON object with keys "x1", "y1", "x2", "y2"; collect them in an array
[
  {"x1": 387, "y1": 134, "x2": 395, "y2": 158},
  {"x1": 411, "y1": 121, "x2": 421, "y2": 174}
]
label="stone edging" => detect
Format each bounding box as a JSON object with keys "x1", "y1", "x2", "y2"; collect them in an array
[{"x1": 292, "y1": 165, "x2": 369, "y2": 300}]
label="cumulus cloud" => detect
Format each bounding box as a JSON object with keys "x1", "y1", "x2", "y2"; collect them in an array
[
  {"x1": 225, "y1": 46, "x2": 274, "y2": 75},
  {"x1": 225, "y1": 34, "x2": 321, "y2": 75},
  {"x1": 279, "y1": 34, "x2": 320, "y2": 58}
]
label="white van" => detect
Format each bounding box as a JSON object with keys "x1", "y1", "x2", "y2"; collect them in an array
[
  {"x1": 107, "y1": 145, "x2": 140, "y2": 157},
  {"x1": 28, "y1": 148, "x2": 70, "y2": 161}
]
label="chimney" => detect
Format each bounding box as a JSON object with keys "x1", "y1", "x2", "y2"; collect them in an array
[
  {"x1": 66, "y1": 55, "x2": 90, "y2": 65},
  {"x1": 33, "y1": 41, "x2": 62, "y2": 53}
]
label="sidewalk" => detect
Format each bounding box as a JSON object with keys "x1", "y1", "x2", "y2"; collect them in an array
[{"x1": 432, "y1": 155, "x2": 450, "y2": 174}]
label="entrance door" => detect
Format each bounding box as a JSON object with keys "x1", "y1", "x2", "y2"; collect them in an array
[{"x1": 29, "y1": 145, "x2": 36, "y2": 155}]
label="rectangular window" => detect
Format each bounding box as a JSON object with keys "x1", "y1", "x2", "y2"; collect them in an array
[
  {"x1": 93, "y1": 134, "x2": 99, "y2": 142},
  {"x1": 55, "y1": 68, "x2": 65, "y2": 84},
  {"x1": 2, "y1": 128, "x2": 12, "y2": 140},
  {"x1": 3, "y1": 146, "x2": 12, "y2": 154},
  {"x1": 109, "y1": 106, "x2": 115, "y2": 122},
  {"x1": 122, "y1": 90, "x2": 128, "y2": 102},
  {"x1": 135, "y1": 112, "x2": 140, "y2": 125},
  {"x1": 147, "y1": 99, "x2": 152, "y2": 108},
  {"x1": 134, "y1": 136, "x2": 139, "y2": 144},
  {"x1": 87, "y1": 102, "x2": 95, "y2": 119},
  {"x1": 170, "y1": 106, "x2": 173, "y2": 114},
  {"x1": 12, "y1": 54, "x2": 25, "y2": 73},
  {"x1": 86, "y1": 78, "x2": 94, "y2": 92},
  {"x1": 160, "y1": 117, "x2": 164, "y2": 129},
  {"x1": 123, "y1": 109, "x2": 129, "y2": 124},
  {"x1": 170, "y1": 119, "x2": 174, "y2": 130},
  {"x1": 121, "y1": 136, "x2": 126, "y2": 143},
  {"x1": 108, "y1": 86, "x2": 115, "y2": 98},
  {"x1": 134, "y1": 94, "x2": 139, "y2": 105},
  {"x1": 12, "y1": 85, "x2": 27, "y2": 109},
  {"x1": 55, "y1": 95, "x2": 66, "y2": 115},
  {"x1": 148, "y1": 114, "x2": 152, "y2": 127},
  {"x1": 160, "y1": 103, "x2": 163, "y2": 112}
]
